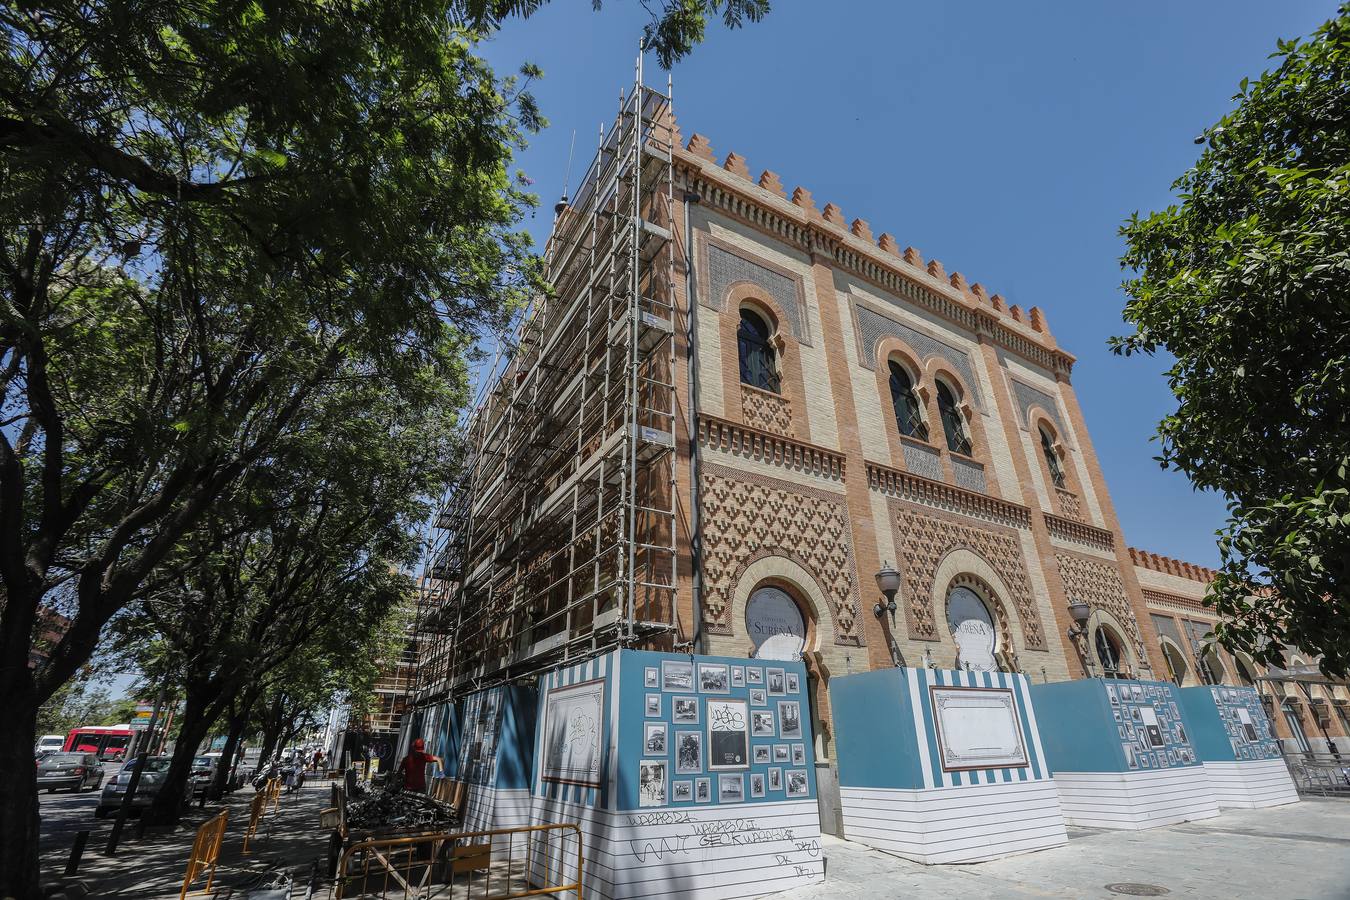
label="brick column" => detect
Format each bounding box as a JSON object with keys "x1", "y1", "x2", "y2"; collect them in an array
[
  {"x1": 1056, "y1": 374, "x2": 1167, "y2": 678},
  {"x1": 975, "y1": 337, "x2": 1084, "y2": 678}
]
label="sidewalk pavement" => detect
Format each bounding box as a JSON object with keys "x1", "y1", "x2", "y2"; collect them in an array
[
  {"x1": 41, "y1": 778, "x2": 332, "y2": 899},
  {"x1": 777, "y1": 797, "x2": 1350, "y2": 900}
]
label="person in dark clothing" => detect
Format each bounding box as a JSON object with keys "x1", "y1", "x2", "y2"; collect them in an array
[{"x1": 396, "y1": 738, "x2": 441, "y2": 793}]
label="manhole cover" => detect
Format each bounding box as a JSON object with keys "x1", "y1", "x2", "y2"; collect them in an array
[{"x1": 1105, "y1": 885, "x2": 1170, "y2": 897}]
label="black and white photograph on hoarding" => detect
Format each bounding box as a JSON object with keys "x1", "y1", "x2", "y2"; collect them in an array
[
  {"x1": 699, "y1": 663, "x2": 731, "y2": 693},
  {"x1": 767, "y1": 668, "x2": 785, "y2": 695},
  {"x1": 754, "y1": 745, "x2": 771, "y2": 764},
  {"x1": 672, "y1": 696, "x2": 699, "y2": 723},
  {"x1": 719, "y1": 773, "x2": 744, "y2": 803},
  {"x1": 747, "y1": 667, "x2": 763, "y2": 685},
  {"x1": 696, "y1": 777, "x2": 711, "y2": 803},
  {"x1": 768, "y1": 767, "x2": 782, "y2": 791},
  {"x1": 646, "y1": 693, "x2": 661, "y2": 717},
  {"x1": 640, "y1": 760, "x2": 667, "y2": 807},
  {"x1": 786, "y1": 672, "x2": 799, "y2": 694},
  {"x1": 645, "y1": 722, "x2": 667, "y2": 754},
  {"x1": 707, "y1": 698, "x2": 749, "y2": 769},
  {"x1": 792, "y1": 743, "x2": 806, "y2": 765},
  {"x1": 732, "y1": 666, "x2": 746, "y2": 687},
  {"x1": 1124, "y1": 743, "x2": 1137, "y2": 769},
  {"x1": 662, "y1": 660, "x2": 694, "y2": 692},
  {"x1": 1107, "y1": 684, "x2": 1118, "y2": 704},
  {"x1": 672, "y1": 780, "x2": 692, "y2": 801},
  {"x1": 750, "y1": 772, "x2": 765, "y2": 798},
  {"x1": 778, "y1": 700, "x2": 803, "y2": 738},
  {"x1": 645, "y1": 667, "x2": 659, "y2": 688},
  {"x1": 785, "y1": 769, "x2": 809, "y2": 798},
  {"x1": 773, "y1": 744, "x2": 790, "y2": 762},
  {"x1": 675, "y1": 731, "x2": 703, "y2": 774},
  {"x1": 750, "y1": 688, "x2": 767, "y2": 706},
  {"x1": 752, "y1": 710, "x2": 776, "y2": 736}
]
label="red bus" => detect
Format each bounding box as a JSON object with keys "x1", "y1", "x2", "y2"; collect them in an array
[{"x1": 63, "y1": 725, "x2": 134, "y2": 761}]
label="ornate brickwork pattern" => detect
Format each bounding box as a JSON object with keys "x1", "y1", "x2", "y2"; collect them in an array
[
  {"x1": 952, "y1": 456, "x2": 987, "y2": 494},
  {"x1": 700, "y1": 463, "x2": 861, "y2": 645},
  {"x1": 902, "y1": 441, "x2": 943, "y2": 482},
  {"x1": 889, "y1": 502, "x2": 1046, "y2": 649},
  {"x1": 741, "y1": 386, "x2": 793, "y2": 436},
  {"x1": 1055, "y1": 553, "x2": 1147, "y2": 664},
  {"x1": 854, "y1": 304, "x2": 983, "y2": 404},
  {"x1": 707, "y1": 243, "x2": 808, "y2": 342},
  {"x1": 1055, "y1": 487, "x2": 1084, "y2": 522},
  {"x1": 1010, "y1": 378, "x2": 1065, "y2": 435}
]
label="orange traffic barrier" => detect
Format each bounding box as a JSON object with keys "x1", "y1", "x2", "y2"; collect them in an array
[{"x1": 179, "y1": 809, "x2": 228, "y2": 900}]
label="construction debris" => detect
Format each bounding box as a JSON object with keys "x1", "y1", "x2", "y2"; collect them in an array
[{"x1": 344, "y1": 789, "x2": 456, "y2": 831}]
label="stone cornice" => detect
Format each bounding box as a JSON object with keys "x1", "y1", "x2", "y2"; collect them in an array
[
  {"x1": 698, "y1": 415, "x2": 847, "y2": 482},
  {"x1": 674, "y1": 145, "x2": 1076, "y2": 377},
  {"x1": 865, "y1": 460, "x2": 1032, "y2": 529},
  {"x1": 1044, "y1": 512, "x2": 1116, "y2": 551}
]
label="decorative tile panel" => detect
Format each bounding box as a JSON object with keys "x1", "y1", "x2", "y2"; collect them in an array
[
  {"x1": 701, "y1": 463, "x2": 861, "y2": 645},
  {"x1": 855, "y1": 305, "x2": 982, "y2": 405},
  {"x1": 901, "y1": 441, "x2": 943, "y2": 482},
  {"x1": 1055, "y1": 553, "x2": 1147, "y2": 666},
  {"x1": 889, "y1": 502, "x2": 1046, "y2": 650},
  {"x1": 1011, "y1": 379, "x2": 1064, "y2": 435},
  {"x1": 952, "y1": 457, "x2": 987, "y2": 494},
  {"x1": 741, "y1": 386, "x2": 793, "y2": 436},
  {"x1": 707, "y1": 243, "x2": 808, "y2": 343},
  {"x1": 1055, "y1": 487, "x2": 1083, "y2": 522}
]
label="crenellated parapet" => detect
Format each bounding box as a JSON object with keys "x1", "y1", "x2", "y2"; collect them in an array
[
  {"x1": 675, "y1": 133, "x2": 1074, "y2": 374},
  {"x1": 1128, "y1": 546, "x2": 1218, "y2": 584}
]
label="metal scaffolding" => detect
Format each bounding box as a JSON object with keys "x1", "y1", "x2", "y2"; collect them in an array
[{"x1": 412, "y1": 61, "x2": 678, "y2": 707}]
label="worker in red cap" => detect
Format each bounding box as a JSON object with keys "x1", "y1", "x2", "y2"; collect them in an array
[{"x1": 396, "y1": 738, "x2": 441, "y2": 793}]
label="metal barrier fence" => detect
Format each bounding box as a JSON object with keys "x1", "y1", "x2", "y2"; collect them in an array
[
  {"x1": 179, "y1": 809, "x2": 229, "y2": 900},
  {"x1": 334, "y1": 822, "x2": 583, "y2": 900},
  {"x1": 1284, "y1": 751, "x2": 1350, "y2": 796}
]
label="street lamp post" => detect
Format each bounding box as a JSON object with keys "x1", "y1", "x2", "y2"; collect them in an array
[
  {"x1": 873, "y1": 564, "x2": 906, "y2": 668},
  {"x1": 1065, "y1": 599, "x2": 1099, "y2": 678}
]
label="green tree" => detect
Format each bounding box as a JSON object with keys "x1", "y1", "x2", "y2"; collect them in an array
[
  {"x1": 0, "y1": 3, "x2": 766, "y2": 892},
  {"x1": 1114, "y1": 8, "x2": 1350, "y2": 675}
]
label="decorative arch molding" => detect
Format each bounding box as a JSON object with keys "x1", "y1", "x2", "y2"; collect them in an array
[
  {"x1": 1091, "y1": 607, "x2": 1141, "y2": 675},
  {"x1": 700, "y1": 462, "x2": 862, "y2": 645},
  {"x1": 851, "y1": 299, "x2": 984, "y2": 406},
  {"x1": 1055, "y1": 551, "x2": 1149, "y2": 674},
  {"x1": 701, "y1": 234, "x2": 811, "y2": 344},
  {"x1": 727, "y1": 554, "x2": 837, "y2": 656},
  {"x1": 887, "y1": 499, "x2": 1046, "y2": 649},
  {"x1": 1158, "y1": 635, "x2": 1195, "y2": 686},
  {"x1": 930, "y1": 549, "x2": 1029, "y2": 672}
]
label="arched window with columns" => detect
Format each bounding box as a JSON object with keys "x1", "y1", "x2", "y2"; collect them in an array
[
  {"x1": 888, "y1": 360, "x2": 928, "y2": 441},
  {"x1": 936, "y1": 380, "x2": 973, "y2": 455},
  {"x1": 737, "y1": 307, "x2": 780, "y2": 393}
]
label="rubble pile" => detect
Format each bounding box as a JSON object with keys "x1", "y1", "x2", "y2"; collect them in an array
[{"x1": 345, "y1": 789, "x2": 456, "y2": 830}]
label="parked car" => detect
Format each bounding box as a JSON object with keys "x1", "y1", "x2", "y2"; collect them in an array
[
  {"x1": 35, "y1": 734, "x2": 65, "y2": 755},
  {"x1": 36, "y1": 752, "x2": 104, "y2": 793},
  {"x1": 189, "y1": 754, "x2": 218, "y2": 797},
  {"x1": 94, "y1": 756, "x2": 190, "y2": 818}
]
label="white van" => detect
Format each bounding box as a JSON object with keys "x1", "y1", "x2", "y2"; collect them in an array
[{"x1": 35, "y1": 735, "x2": 65, "y2": 756}]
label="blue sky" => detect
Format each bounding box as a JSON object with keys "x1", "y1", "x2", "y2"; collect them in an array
[{"x1": 477, "y1": 1, "x2": 1339, "y2": 568}]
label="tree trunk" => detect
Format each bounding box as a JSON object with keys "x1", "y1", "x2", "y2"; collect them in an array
[
  {"x1": 0, "y1": 665, "x2": 42, "y2": 900},
  {"x1": 143, "y1": 683, "x2": 222, "y2": 826},
  {"x1": 209, "y1": 701, "x2": 251, "y2": 800}
]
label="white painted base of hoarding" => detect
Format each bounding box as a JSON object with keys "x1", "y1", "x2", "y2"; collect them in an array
[
  {"x1": 838, "y1": 778, "x2": 1067, "y2": 864},
  {"x1": 1203, "y1": 759, "x2": 1299, "y2": 809},
  {"x1": 1053, "y1": 768, "x2": 1220, "y2": 829},
  {"x1": 460, "y1": 785, "x2": 532, "y2": 849},
  {"x1": 527, "y1": 795, "x2": 823, "y2": 900}
]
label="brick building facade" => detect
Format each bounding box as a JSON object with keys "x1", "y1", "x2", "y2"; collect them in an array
[{"x1": 411, "y1": 82, "x2": 1346, "y2": 793}]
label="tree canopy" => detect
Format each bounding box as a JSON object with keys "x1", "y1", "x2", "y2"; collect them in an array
[{"x1": 1114, "y1": 7, "x2": 1350, "y2": 675}]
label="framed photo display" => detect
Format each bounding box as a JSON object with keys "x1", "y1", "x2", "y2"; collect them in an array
[
  {"x1": 699, "y1": 663, "x2": 731, "y2": 694},
  {"x1": 706, "y1": 698, "x2": 749, "y2": 770},
  {"x1": 778, "y1": 700, "x2": 803, "y2": 739},
  {"x1": 540, "y1": 678, "x2": 604, "y2": 786},
  {"x1": 751, "y1": 709, "x2": 776, "y2": 737},
  {"x1": 695, "y1": 777, "x2": 711, "y2": 803},
  {"x1": 674, "y1": 731, "x2": 703, "y2": 775},
  {"x1": 785, "y1": 769, "x2": 809, "y2": 798},
  {"x1": 640, "y1": 760, "x2": 667, "y2": 807},
  {"x1": 661, "y1": 660, "x2": 694, "y2": 692},
  {"x1": 644, "y1": 722, "x2": 667, "y2": 754},
  {"x1": 718, "y1": 773, "x2": 744, "y2": 803},
  {"x1": 672, "y1": 696, "x2": 699, "y2": 723}
]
